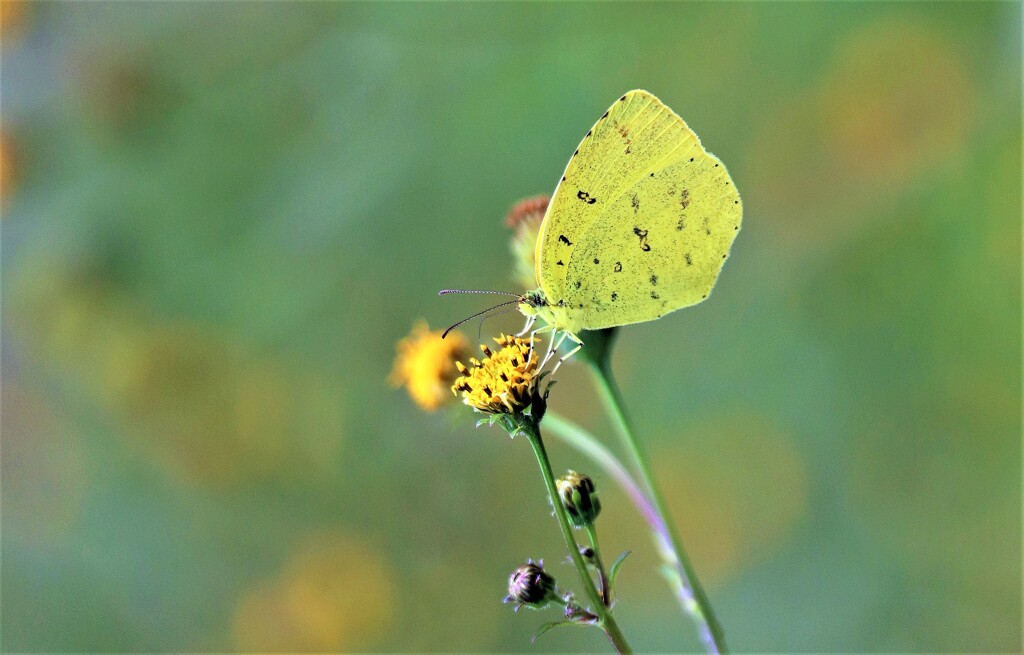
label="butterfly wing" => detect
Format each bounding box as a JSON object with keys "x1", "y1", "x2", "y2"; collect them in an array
[{"x1": 535, "y1": 90, "x2": 742, "y2": 331}]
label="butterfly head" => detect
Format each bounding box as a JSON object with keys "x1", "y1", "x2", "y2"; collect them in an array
[
  {"x1": 517, "y1": 289, "x2": 547, "y2": 318},
  {"x1": 517, "y1": 289, "x2": 582, "y2": 337}
]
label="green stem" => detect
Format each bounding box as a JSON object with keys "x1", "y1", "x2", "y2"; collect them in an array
[
  {"x1": 585, "y1": 523, "x2": 611, "y2": 606},
  {"x1": 519, "y1": 417, "x2": 632, "y2": 654},
  {"x1": 587, "y1": 360, "x2": 727, "y2": 655}
]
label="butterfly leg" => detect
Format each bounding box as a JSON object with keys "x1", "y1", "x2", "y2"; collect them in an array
[
  {"x1": 516, "y1": 316, "x2": 537, "y2": 338},
  {"x1": 541, "y1": 330, "x2": 569, "y2": 370},
  {"x1": 548, "y1": 333, "x2": 584, "y2": 376},
  {"x1": 525, "y1": 324, "x2": 553, "y2": 368}
]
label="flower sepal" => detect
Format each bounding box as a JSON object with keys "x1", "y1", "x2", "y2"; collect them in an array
[
  {"x1": 476, "y1": 412, "x2": 526, "y2": 439},
  {"x1": 521, "y1": 372, "x2": 551, "y2": 423}
]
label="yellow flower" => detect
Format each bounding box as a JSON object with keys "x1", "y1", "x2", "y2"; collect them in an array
[
  {"x1": 451, "y1": 334, "x2": 539, "y2": 414},
  {"x1": 389, "y1": 321, "x2": 471, "y2": 412}
]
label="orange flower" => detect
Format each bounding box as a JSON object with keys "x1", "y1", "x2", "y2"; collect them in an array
[{"x1": 390, "y1": 321, "x2": 471, "y2": 412}]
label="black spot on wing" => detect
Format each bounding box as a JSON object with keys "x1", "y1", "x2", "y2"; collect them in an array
[
  {"x1": 633, "y1": 226, "x2": 651, "y2": 252},
  {"x1": 614, "y1": 262, "x2": 622, "y2": 272},
  {"x1": 577, "y1": 190, "x2": 596, "y2": 204},
  {"x1": 593, "y1": 258, "x2": 600, "y2": 264},
  {"x1": 556, "y1": 260, "x2": 564, "y2": 266},
  {"x1": 651, "y1": 291, "x2": 660, "y2": 299},
  {"x1": 650, "y1": 275, "x2": 657, "y2": 286},
  {"x1": 558, "y1": 234, "x2": 573, "y2": 245},
  {"x1": 685, "y1": 253, "x2": 693, "y2": 266}
]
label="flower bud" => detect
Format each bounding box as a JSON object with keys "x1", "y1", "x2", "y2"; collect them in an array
[
  {"x1": 578, "y1": 545, "x2": 596, "y2": 565},
  {"x1": 503, "y1": 559, "x2": 557, "y2": 611},
  {"x1": 505, "y1": 195, "x2": 549, "y2": 291},
  {"x1": 556, "y1": 470, "x2": 601, "y2": 528}
]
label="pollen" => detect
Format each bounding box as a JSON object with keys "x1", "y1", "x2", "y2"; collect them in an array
[
  {"x1": 451, "y1": 334, "x2": 539, "y2": 414},
  {"x1": 390, "y1": 321, "x2": 472, "y2": 412}
]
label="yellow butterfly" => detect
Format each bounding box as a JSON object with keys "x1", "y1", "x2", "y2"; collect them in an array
[{"x1": 447, "y1": 90, "x2": 742, "y2": 370}]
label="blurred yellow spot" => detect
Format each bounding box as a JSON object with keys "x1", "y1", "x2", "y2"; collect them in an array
[
  {"x1": 823, "y1": 21, "x2": 973, "y2": 183},
  {"x1": 451, "y1": 334, "x2": 538, "y2": 414},
  {"x1": 746, "y1": 20, "x2": 974, "y2": 252},
  {"x1": 9, "y1": 257, "x2": 345, "y2": 488},
  {"x1": 0, "y1": 129, "x2": 15, "y2": 205},
  {"x1": 390, "y1": 320, "x2": 471, "y2": 412},
  {"x1": 655, "y1": 415, "x2": 807, "y2": 586},
  {"x1": 232, "y1": 532, "x2": 394, "y2": 651},
  {"x1": 0, "y1": 0, "x2": 28, "y2": 41}
]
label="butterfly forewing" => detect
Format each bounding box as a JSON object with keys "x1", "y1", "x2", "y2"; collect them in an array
[{"x1": 536, "y1": 89, "x2": 742, "y2": 331}]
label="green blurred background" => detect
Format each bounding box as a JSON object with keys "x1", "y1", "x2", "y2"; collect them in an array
[{"x1": 2, "y1": 2, "x2": 1020, "y2": 652}]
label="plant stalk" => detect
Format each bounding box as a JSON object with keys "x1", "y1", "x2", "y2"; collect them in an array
[
  {"x1": 587, "y1": 359, "x2": 727, "y2": 655},
  {"x1": 585, "y1": 523, "x2": 611, "y2": 606},
  {"x1": 519, "y1": 416, "x2": 632, "y2": 654}
]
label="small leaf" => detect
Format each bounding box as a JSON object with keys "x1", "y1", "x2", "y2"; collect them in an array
[
  {"x1": 531, "y1": 620, "x2": 582, "y2": 642},
  {"x1": 608, "y1": 550, "x2": 632, "y2": 589}
]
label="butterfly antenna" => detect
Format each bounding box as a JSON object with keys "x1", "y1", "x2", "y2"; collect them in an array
[
  {"x1": 439, "y1": 289, "x2": 521, "y2": 297},
  {"x1": 475, "y1": 306, "x2": 522, "y2": 342},
  {"x1": 442, "y1": 300, "x2": 521, "y2": 339}
]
